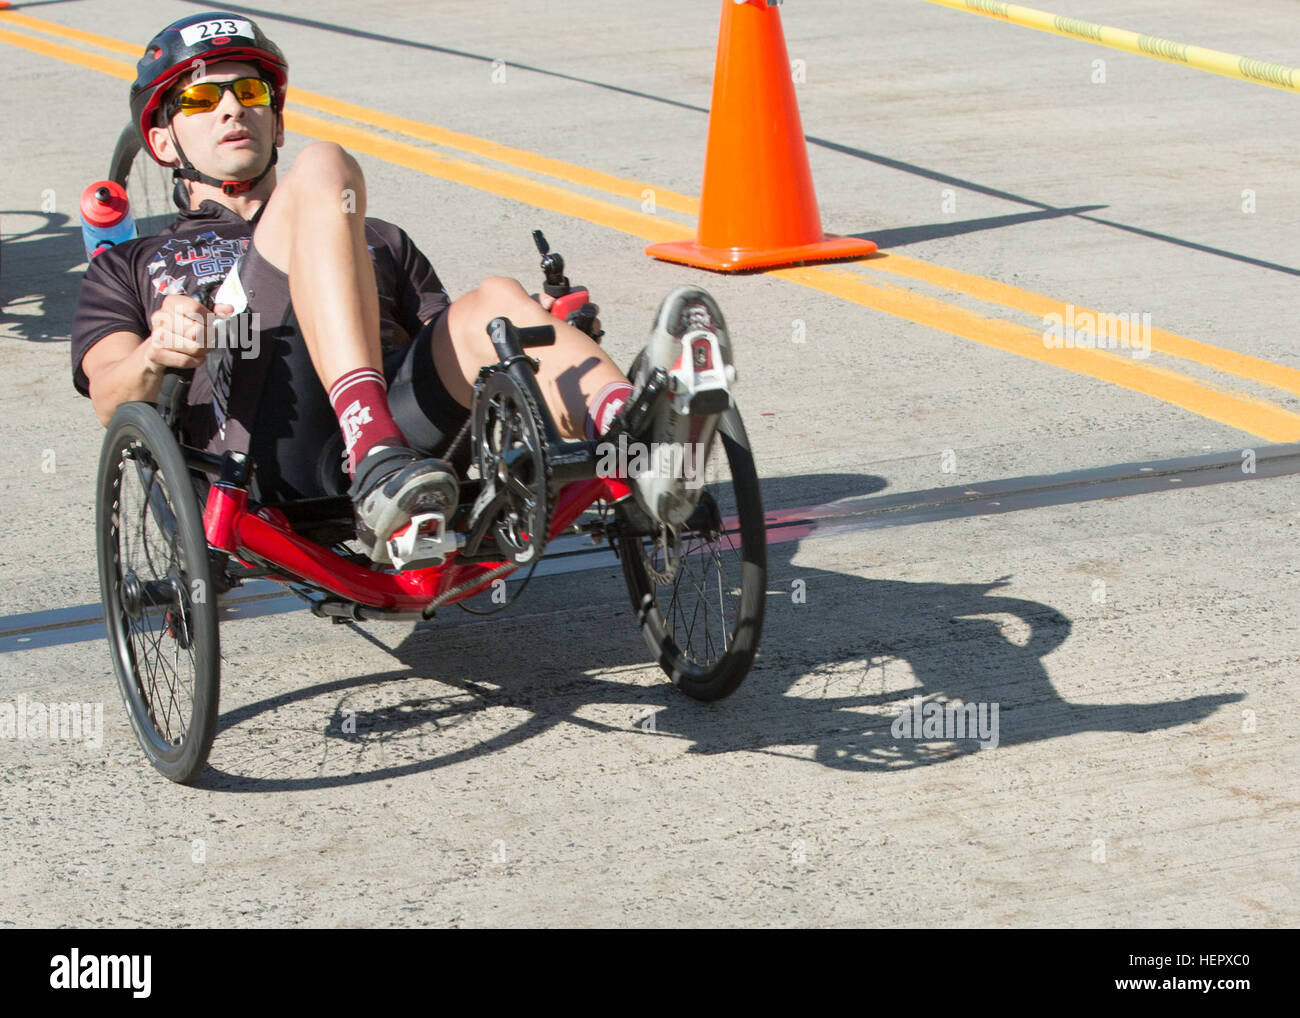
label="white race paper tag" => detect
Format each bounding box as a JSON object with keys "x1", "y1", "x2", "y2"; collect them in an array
[
  {"x1": 212, "y1": 259, "x2": 249, "y2": 315},
  {"x1": 179, "y1": 18, "x2": 255, "y2": 47}
]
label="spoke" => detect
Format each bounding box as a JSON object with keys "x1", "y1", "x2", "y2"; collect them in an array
[
  {"x1": 172, "y1": 626, "x2": 182, "y2": 710},
  {"x1": 152, "y1": 636, "x2": 177, "y2": 741},
  {"x1": 135, "y1": 618, "x2": 165, "y2": 731},
  {"x1": 170, "y1": 632, "x2": 187, "y2": 742},
  {"x1": 681, "y1": 551, "x2": 707, "y2": 661},
  {"x1": 144, "y1": 621, "x2": 174, "y2": 733},
  {"x1": 715, "y1": 555, "x2": 728, "y2": 653},
  {"x1": 155, "y1": 629, "x2": 186, "y2": 743},
  {"x1": 137, "y1": 464, "x2": 162, "y2": 579}
]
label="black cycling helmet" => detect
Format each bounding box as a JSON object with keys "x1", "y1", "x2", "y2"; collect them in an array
[{"x1": 130, "y1": 11, "x2": 288, "y2": 196}]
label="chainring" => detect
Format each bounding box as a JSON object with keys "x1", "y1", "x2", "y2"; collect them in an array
[{"x1": 472, "y1": 369, "x2": 551, "y2": 563}]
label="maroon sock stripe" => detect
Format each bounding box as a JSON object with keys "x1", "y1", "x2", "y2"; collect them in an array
[
  {"x1": 586, "y1": 381, "x2": 634, "y2": 440},
  {"x1": 327, "y1": 367, "x2": 406, "y2": 476},
  {"x1": 328, "y1": 367, "x2": 386, "y2": 404}
]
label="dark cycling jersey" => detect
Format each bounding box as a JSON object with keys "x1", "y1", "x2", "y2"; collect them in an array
[{"x1": 70, "y1": 199, "x2": 451, "y2": 460}]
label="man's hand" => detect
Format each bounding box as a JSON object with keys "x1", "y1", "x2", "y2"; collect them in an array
[{"x1": 144, "y1": 294, "x2": 236, "y2": 374}]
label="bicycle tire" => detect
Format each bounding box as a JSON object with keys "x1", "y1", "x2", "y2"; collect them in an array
[
  {"x1": 613, "y1": 372, "x2": 767, "y2": 702},
  {"x1": 109, "y1": 123, "x2": 182, "y2": 235},
  {"x1": 96, "y1": 401, "x2": 220, "y2": 784}
]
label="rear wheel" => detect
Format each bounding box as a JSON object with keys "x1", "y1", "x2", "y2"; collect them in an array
[
  {"x1": 96, "y1": 402, "x2": 220, "y2": 784},
  {"x1": 109, "y1": 123, "x2": 181, "y2": 236},
  {"x1": 613, "y1": 398, "x2": 766, "y2": 702}
]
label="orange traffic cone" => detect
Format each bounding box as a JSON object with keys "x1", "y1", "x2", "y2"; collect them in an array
[{"x1": 647, "y1": 0, "x2": 875, "y2": 272}]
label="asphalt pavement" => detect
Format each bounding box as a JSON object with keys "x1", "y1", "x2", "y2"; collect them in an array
[{"x1": 0, "y1": 0, "x2": 1296, "y2": 927}]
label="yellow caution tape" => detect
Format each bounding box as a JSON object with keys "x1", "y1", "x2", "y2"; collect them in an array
[{"x1": 921, "y1": 0, "x2": 1299, "y2": 93}]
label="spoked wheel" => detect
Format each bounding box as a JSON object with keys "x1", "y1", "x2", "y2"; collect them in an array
[
  {"x1": 109, "y1": 123, "x2": 182, "y2": 236},
  {"x1": 96, "y1": 402, "x2": 219, "y2": 784},
  {"x1": 614, "y1": 404, "x2": 767, "y2": 702}
]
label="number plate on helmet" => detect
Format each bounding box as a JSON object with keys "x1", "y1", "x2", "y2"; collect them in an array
[{"x1": 180, "y1": 19, "x2": 255, "y2": 46}]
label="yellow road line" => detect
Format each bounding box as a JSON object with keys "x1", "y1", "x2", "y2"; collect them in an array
[
  {"x1": 283, "y1": 110, "x2": 692, "y2": 243},
  {"x1": 857, "y1": 253, "x2": 1300, "y2": 399},
  {"x1": 0, "y1": 8, "x2": 139, "y2": 56},
  {"x1": 784, "y1": 265, "x2": 1300, "y2": 442},
  {"x1": 3, "y1": 14, "x2": 1295, "y2": 441},
  {"x1": 288, "y1": 88, "x2": 700, "y2": 215},
  {"x1": 11, "y1": 9, "x2": 1280, "y2": 392},
  {"x1": 919, "y1": 0, "x2": 1300, "y2": 93},
  {"x1": 0, "y1": 9, "x2": 700, "y2": 215},
  {"x1": 0, "y1": 24, "x2": 133, "y2": 80},
  {"x1": 0, "y1": 18, "x2": 687, "y2": 241}
]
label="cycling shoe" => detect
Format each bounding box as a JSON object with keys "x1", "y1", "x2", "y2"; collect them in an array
[{"x1": 626, "y1": 287, "x2": 735, "y2": 528}]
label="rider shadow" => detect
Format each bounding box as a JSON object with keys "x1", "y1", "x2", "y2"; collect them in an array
[
  {"x1": 201, "y1": 471, "x2": 1240, "y2": 791},
  {"x1": 0, "y1": 211, "x2": 86, "y2": 344}
]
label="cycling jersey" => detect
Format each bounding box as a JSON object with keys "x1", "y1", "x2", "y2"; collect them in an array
[{"x1": 71, "y1": 199, "x2": 452, "y2": 463}]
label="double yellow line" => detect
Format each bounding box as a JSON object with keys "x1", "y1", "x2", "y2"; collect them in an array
[{"x1": 4, "y1": 8, "x2": 1298, "y2": 440}]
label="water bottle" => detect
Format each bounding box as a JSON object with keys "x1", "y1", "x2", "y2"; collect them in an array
[{"x1": 80, "y1": 181, "x2": 136, "y2": 260}]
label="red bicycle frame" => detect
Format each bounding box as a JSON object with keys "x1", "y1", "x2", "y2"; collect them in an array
[{"x1": 202, "y1": 474, "x2": 633, "y2": 614}]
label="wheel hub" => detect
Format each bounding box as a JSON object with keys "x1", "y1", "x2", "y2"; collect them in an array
[{"x1": 121, "y1": 570, "x2": 145, "y2": 622}]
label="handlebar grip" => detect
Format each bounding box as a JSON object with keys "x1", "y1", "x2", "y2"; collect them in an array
[
  {"x1": 566, "y1": 302, "x2": 597, "y2": 333},
  {"x1": 157, "y1": 368, "x2": 194, "y2": 428},
  {"x1": 486, "y1": 317, "x2": 556, "y2": 360}
]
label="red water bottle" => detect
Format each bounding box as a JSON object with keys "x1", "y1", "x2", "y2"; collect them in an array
[{"x1": 80, "y1": 181, "x2": 136, "y2": 261}]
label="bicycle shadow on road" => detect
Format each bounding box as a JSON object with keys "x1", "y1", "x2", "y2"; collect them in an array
[
  {"x1": 199, "y1": 471, "x2": 1241, "y2": 791},
  {"x1": 571, "y1": 471, "x2": 1238, "y2": 773},
  {"x1": 0, "y1": 211, "x2": 85, "y2": 345}
]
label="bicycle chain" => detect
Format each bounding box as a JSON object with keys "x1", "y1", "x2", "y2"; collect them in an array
[{"x1": 425, "y1": 557, "x2": 522, "y2": 613}]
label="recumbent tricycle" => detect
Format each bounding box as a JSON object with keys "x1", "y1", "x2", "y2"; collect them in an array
[{"x1": 93, "y1": 233, "x2": 768, "y2": 784}]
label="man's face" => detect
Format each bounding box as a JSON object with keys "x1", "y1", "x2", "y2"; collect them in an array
[{"x1": 148, "y1": 60, "x2": 283, "y2": 181}]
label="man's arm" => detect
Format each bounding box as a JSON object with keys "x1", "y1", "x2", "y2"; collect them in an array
[
  {"x1": 81, "y1": 295, "x2": 230, "y2": 426},
  {"x1": 84, "y1": 331, "x2": 166, "y2": 427}
]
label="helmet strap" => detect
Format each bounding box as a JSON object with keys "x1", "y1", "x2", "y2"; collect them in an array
[{"x1": 167, "y1": 123, "x2": 279, "y2": 201}]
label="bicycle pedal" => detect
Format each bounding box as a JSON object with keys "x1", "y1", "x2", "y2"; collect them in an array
[
  {"x1": 669, "y1": 333, "x2": 734, "y2": 415},
  {"x1": 387, "y1": 512, "x2": 456, "y2": 570}
]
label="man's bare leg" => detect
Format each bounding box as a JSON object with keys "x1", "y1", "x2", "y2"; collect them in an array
[
  {"x1": 252, "y1": 141, "x2": 381, "y2": 386},
  {"x1": 433, "y1": 275, "x2": 629, "y2": 440},
  {"x1": 254, "y1": 145, "x2": 624, "y2": 443},
  {"x1": 251, "y1": 141, "x2": 458, "y2": 565}
]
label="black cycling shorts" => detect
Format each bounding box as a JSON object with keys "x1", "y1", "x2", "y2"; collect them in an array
[{"x1": 235, "y1": 240, "x2": 471, "y2": 505}]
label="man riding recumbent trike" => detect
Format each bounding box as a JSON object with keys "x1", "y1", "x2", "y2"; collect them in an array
[{"x1": 75, "y1": 11, "x2": 766, "y2": 783}]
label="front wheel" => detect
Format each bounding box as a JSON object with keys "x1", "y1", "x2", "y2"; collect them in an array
[
  {"x1": 96, "y1": 401, "x2": 220, "y2": 784},
  {"x1": 613, "y1": 405, "x2": 767, "y2": 701}
]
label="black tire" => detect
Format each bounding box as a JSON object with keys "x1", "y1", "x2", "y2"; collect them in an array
[
  {"x1": 96, "y1": 402, "x2": 220, "y2": 784},
  {"x1": 614, "y1": 392, "x2": 767, "y2": 702},
  {"x1": 109, "y1": 123, "x2": 181, "y2": 236}
]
